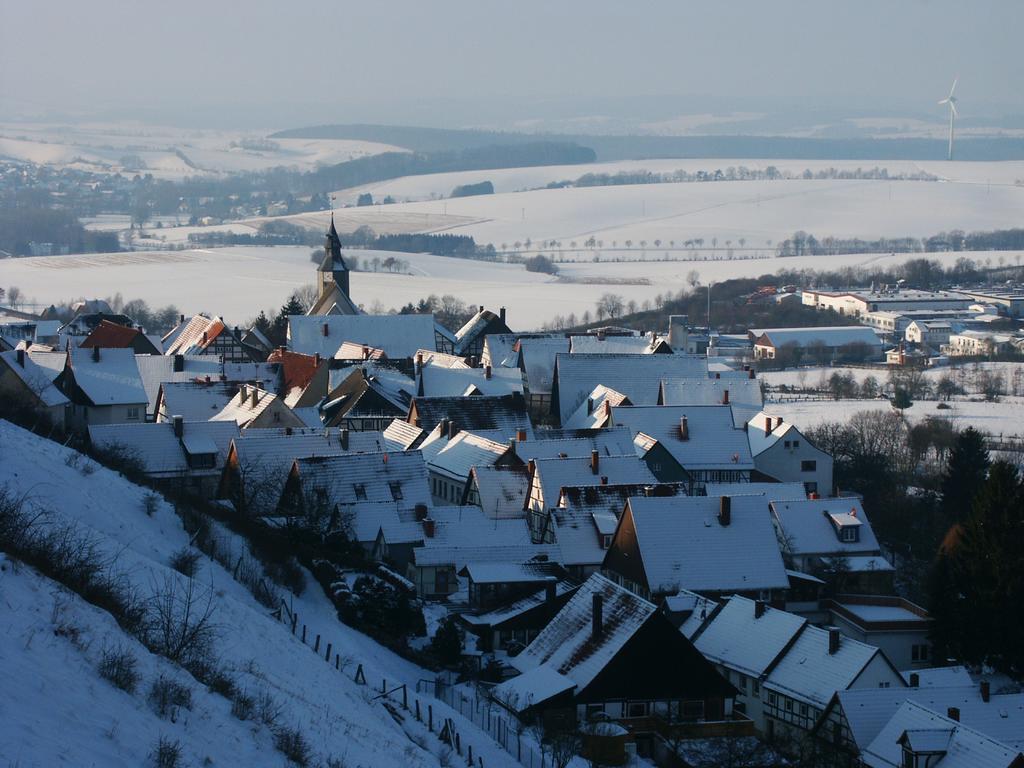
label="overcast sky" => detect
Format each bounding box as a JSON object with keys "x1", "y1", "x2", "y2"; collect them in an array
[{"x1": 2, "y1": 0, "x2": 1021, "y2": 129}]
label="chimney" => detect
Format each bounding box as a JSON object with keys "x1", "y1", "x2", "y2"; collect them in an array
[
  {"x1": 422, "y1": 517, "x2": 435, "y2": 538},
  {"x1": 239, "y1": 384, "x2": 248, "y2": 401},
  {"x1": 776, "y1": 416, "x2": 784, "y2": 431},
  {"x1": 592, "y1": 593, "x2": 604, "y2": 638},
  {"x1": 715, "y1": 372, "x2": 721, "y2": 379},
  {"x1": 828, "y1": 627, "x2": 841, "y2": 655},
  {"x1": 439, "y1": 418, "x2": 449, "y2": 437},
  {"x1": 909, "y1": 672, "x2": 920, "y2": 687},
  {"x1": 285, "y1": 426, "x2": 292, "y2": 435},
  {"x1": 600, "y1": 475, "x2": 608, "y2": 485},
  {"x1": 604, "y1": 399, "x2": 612, "y2": 418},
  {"x1": 172, "y1": 415, "x2": 183, "y2": 438},
  {"x1": 748, "y1": 367, "x2": 756, "y2": 380},
  {"x1": 15, "y1": 348, "x2": 25, "y2": 367},
  {"x1": 341, "y1": 428, "x2": 349, "y2": 450},
  {"x1": 680, "y1": 415, "x2": 689, "y2": 441},
  {"x1": 507, "y1": 438, "x2": 516, "y2": 456},
  {"x1": 414, "y1": 503, "x2": 428, "y2": 522},
  {"x1": 322, "y1": 322, "x2": 329, "y2": 337},
  {"x1": 479, "y1": 305, "x2": 484, "y2": 314},
  {"x1": 172, "y1": 354, "x2": 184, "y2": 372},
  {"x1": 947, "y1": 707, "x2": 960, "y2": 722},
  {"x1": 499, "y1": 306, "x2": 506, "y2": 323},
  {"x1": 587, "y1": 397, "x2": 594, "y2": 415},
  {"x1": 719, "y1": 496, "x2": 731, "y2": 526},
  {"x1": 204, "y1": 375, "x2": 211, "y2": 384},
  {"x1": 765, "y1": 416, "x2": 772, "y2": 437},
  {"x1": 980, "y1": 680, "x2": 990, "y2": 703},
  {"x1": 91, "y1": 345, "x2": 100, "y2": 362},
  {"x1": 754, "y1": 600, "x2": 765, "y2": 619},
  {"x1": 448, "y1": 421, "x2": 458, "y2": 440},
  {"x1": 591, "y1": 450, "x2": 600, "y2": 475},
  {"x1": 722, "y1": 388, "x2": 730, "y2": 405},
  {"x1": 179, "y1": 313, "x2": 185, "y2": 324},
  {"x1": 202, "y1": 330, "x2": 208, "y2": 344},
  {"x1": 545, "y1": 581, "x2": 556, "y2": 604},
  {"x1": 362, "y1": 344, "x2": 369, "y2": 360},
  {"x1": 516, "y1": 429, "x2": 527, "y2": 442},
  {"x1": 485, "y1": 365, "x2": 492, "y2": 380},
  {"x1": 250, "y1": 388, "x2": 259, "y2": 408}
]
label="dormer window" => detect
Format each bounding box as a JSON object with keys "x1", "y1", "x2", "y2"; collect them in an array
[
  {"x1": 353, "y1": 483, "x2": 367, "y2": 500},
  {"x1": 389, "y1": 482, "x2": 403, "y2": 501},
  {"x1": 841, "y1": 526, "x2": 858, "y2": 543},
  {"x1": 827, "y1": 509, "x2": 863, "y2": 543}
]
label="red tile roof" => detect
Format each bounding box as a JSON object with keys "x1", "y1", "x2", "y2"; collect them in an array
[
  {"x1": 267, "y1": 349, "x2": 320, "y2": 395},
  {"x1": 79, "y1": 320, "x2": 141, "y2": 349}
]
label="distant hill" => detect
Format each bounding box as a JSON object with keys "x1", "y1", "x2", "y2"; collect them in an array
[{"x1": 272, "y1": 123, "x2": 1024, "y2": 162}]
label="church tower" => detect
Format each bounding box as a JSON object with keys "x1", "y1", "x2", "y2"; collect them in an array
[{"x1": 318, "y1": 214, "x2": 350, "y2": 301}]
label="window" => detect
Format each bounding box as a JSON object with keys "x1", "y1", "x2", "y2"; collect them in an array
[
  {"x1": 879, "y1": 681, "x2": 891, "y2": 688},
  {"x1": 784, "y1": 440, "x2": 791, "y2": 448},
  {"x1": 840, "y1": 526, "x2": 858, "y2": 543},
  {"x1": 912, "y1": 644, "x2": 930, "y2": 662},
  {"x1": 126, "y1": 407, "x2": 140, "y2": 421},
  {"x1": 601, "y1": 534, "x2": 613, "y2": 549},
  {"x1": 627, "y1": 701, "x2": 648, "y2": 718},
  {"x1": 389, "y1": 482, "x2": 403, "y2": 501},
  {"x1": 681, "y1": 700, "x2": 705, "y2": 721},
  {"x1": 353, "y1": 483, "x2": 367, "y2": 500},
  {"x1": 752, "y1": 680, "x2": 760, "y2": 696},
  {"x1": 801, "y1": 460, "x2": 817, "y2": 472},
  {"x1": 785, "y1": 698, "x2": 793, "y2": 712},
  {"x1": 793, "y1": 440, "x2": 800, "y2": 448},
  {"x1": 768, "y1": 692, "x2": 777, "y2": 707},
  {"x1": 800, "y1": 703, "x2": 808, "y2": 717}
]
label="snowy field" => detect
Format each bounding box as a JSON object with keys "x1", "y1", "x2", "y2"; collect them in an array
[
  {"x1": 764, "y1": 396, "x2": 1024, "y2": 441},
  {"x1": 334, "y1": 158, "x2": 1024, "y2": 205},
  {"x1": 0, "y1": 122, "x2": 406, "y2": 179},
  {"x1": 6, "y1": 245, "x2": 1023, "y2": 329}
]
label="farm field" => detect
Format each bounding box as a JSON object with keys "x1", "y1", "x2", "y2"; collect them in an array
[
  {"x1": 4, "y1": 245, "x2": 1022, "y2": 330},
  {"x1": 334, "y1": 157, "x2": 1024, "y2": 205}
]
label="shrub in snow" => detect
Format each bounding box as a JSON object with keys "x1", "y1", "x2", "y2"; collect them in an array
[
  {"x1": 168, "y1": 547, "x2": 200, "y2": 578},
  {"x1": 143, "y1": 492, "x2": 161, "y2": 517},
  {"x1": 144, "y1": 574, "x2": 217, "y2": 665},
  {"x1": 429, "y1": 616, "x2": 464, "y2": 668},
  {"x1": 148, "y1": 675, "x2": 192, "y2": 719},
  {"x1": 151, "y1": 736, "x2": 182, "y2": 768},
  {"x1": 98, "y1": 646, "x2": 139, "y2": 694},
  {"x1": 230, "y1": 690, "x2": 255, "y2": 721},
  {"x1": 273, "y1": 725, "x2": 311, "y2": 767},
  {"x1": 206, "y1": 667, "x2": 238, "y2": 699}
]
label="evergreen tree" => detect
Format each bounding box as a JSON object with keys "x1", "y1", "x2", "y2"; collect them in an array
[
  {"x1": 929, "y1": 461, "x2": 1024, "y2": 674},
  {"x1": 939, "y1": 427, "x2": 990, "y2": 524},
  {"x1": 270, "y1": 295, "x2": 304, "y2": 347},
  {"x1": 430, "y1": 616, "x2": 464, "y2": 667}
]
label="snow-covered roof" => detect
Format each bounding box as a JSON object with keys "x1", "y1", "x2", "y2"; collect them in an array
[
  {"x1": 89, "y1": 420, "x2": 239, "y2": 474},
  {"x1": 746, "y1": 412, "x2": 804, "y2": 456},
  {"x1": 134, "y1": 354, "x2": 222, "y2": 415},
  {"x1": 163, "y1": 314, "x2": 231, "y2": 356},
  {"x1": 382, "y1": 419, "x2": 425, "y2": 452},
  {"x1": 667, "y1": 590, "x2": 720, "y2": 639},
  {"x1": 770, "y1": 498, "x2": 881, "y2": 557},
  {"x1": 554, "y1": 352, "x2": 709, "y2": 424},
  {"x1": 410, "y1": 393, "x2": 532, "y2": 439},
  {"x1": 347, "y1": 502, "x2": 424, "y2": 545},
  {"x1": 514, "y1": 426, "x2": 636, "y2": 462},
  {"x1": 658, "y1": 377, "x2": 763, "y2": 410},
  {"x1": 427, "y1": 430, "x2": 510, "y2": 481},
  {"x1": 0, "y1": 350, "x2": 69, "y2": 407},
  {"x1": 416, "y1": 365, "x2": 523, "y2": 397},
  {"x1": 532, "y1": 454, "x2": 657, "y2": 505},
  {"x1": 66, "y1": 345, "x2": 147, "y2": 406},
  {"x1": 461, "y1": 562, "x2": 558, "y2": 585},
  {"x1": 611, "y1": 404, "x2": 754, "y2": 471},
  {"x1": 568, "y1": 334, "x2": 658, "y2": 355},
  {"x1": 561, "y1": 385, "x2": 631, "y2": 429},
  {"x1": 516, "y1": 336, "x2": 570, "y2": 395},
  {"x1": 862, "y1": 700, "x2": 1023, "y2": 768},
  {"x1": 415, "y1": 349, "x2": 469, "y2": 369},
  {"x1": 289, "y1": 314, "x2": 440, "y2": 359},
  {"x1": 764, "y1": 624, "x2": 889, "y2": 707},
  {"x1": 470, "y1": 466, "x2": 530, "y2": 519},
  {"x1": 412, "y1": 508, "x2": 557, "y2": 569},
  {"x1": 754, "y1": 326, "x2": 883, "y2": 349},
  {"x1": 623, "y1": 494, "x2": 790, "y2": 594},
  {"x1": 900, "y1": 667, "x2": 973, "y2": 688},
  {"x1": 212, "y1": 386, "x2": 298, "y2": 429},
  {"x1": 492, "y1": 666, "x2": 576, "y2": 713},
  {"x1": 462, "y1": 582, "x2": 577, "y2": 628},
  {"x1": 25, "y1": 349, "x2": 66, "y2": 379},
  {"x1": 292, "y1": 450, "x2": 431, "y2": 510},
  {"x1": 692, "y1": 596, "x2": 806, "y2": 678},
  {"x1": 158, "y1": 381, "x2": 235, "y2": 422},
  {"x1": 704, "y1": 481, "x2": 809, "y2": 502},
  {"x1": 454, "y1": 309, "x2": 511, "y2": 353},
  {"x1": 511, "y1": 573, "x2": 656, "y2": 692}
]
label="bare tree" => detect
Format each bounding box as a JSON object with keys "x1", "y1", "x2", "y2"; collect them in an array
[{"x1": 146, "y1": 573, "x2": 218, "y2": 664}]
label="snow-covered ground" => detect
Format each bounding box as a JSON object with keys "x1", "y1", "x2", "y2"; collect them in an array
[
  {"x1": 761, "y1": 362, "x2": 1024, "y2": 392},
  {"x1": 5, "y1": 244, "x2": 1024, "y2": 329},
  {"x1": 334, "y1": 158, "x2": 1024, "y2": 205},
  {"x1": 0, "y1": 122, "x2": 406, "y2": 179},
  {"x1": 0, "y1": 420, "x2": 520, "y2": 767}
]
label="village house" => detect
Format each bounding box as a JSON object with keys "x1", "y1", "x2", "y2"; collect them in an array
[
  {"x1": 156, "y1": 380, "x2": 237, "y2": 423},
  {"x1": 492, "y1": 574, "x2": 743, "y2": 763},
  {"x1": 212, "y1": 383, "x2": 305, "y2": 430},
  {"x1": 79, "y1": 319, "x2": 161, "y2": 355},
  {"x1": 0, "y1": 348, "x2": 69, "y2": 429},
  {"x1": 751, "y1": 327, "x2": 884, "y2": 363},
  {"x1": 748, "y1": 413, "x2": 834, "y2": 496},
  {"x1": 463, "y1": 465, "x2": 530, "y2": 518},
  {"x1": 288, "y1": 313, "x2": 453, "y2": 359},
  {"x1": 382, "y1": 418, "x2": 427, "y2": 452},
  {"x1": 420, "y1": 427, "x2": 517, "y2": 505},
  {"x1": 459, "y1": 580, "x2": 578, "y2": 654},
  {"x1": 822, "y1": 595, "x2": 932, "y2": 671},
  {"x1": 406, "y1": 392, "x2": 533, "y2": 439},
  {"x1": 514, "y1": 335, "x2": 570, "y2": 418},
  {"x1": 56, "y1": 345, "x2": 148, "y2": 433},
  {"x1": 163, "y1": 314, "x2": 263, "y2": 363},
  {"x1": 89, "y1": 416, "x2": 239, "y2": 496},
  {"x1": 568, "y1": 331, "x2": 672, "y2": 355},
  {"x1": 943, "y1": 329, "x2": 1017, "y2": 357},
  {"x1": 321, "y1": 365, "x2": 411, "y2": 431},
  {"x1": 415, "y1": 363, "x2": 524, "y2": 398},
  {"x1": 135, "y1": 354, "x2": 223, "y2": 419},
  {"x1": 453, "y1": 306, "x2": 512, "y2": 358}
]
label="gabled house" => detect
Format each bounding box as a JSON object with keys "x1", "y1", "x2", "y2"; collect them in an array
[
  {"x1": 382, "y1": 419, "x2": 427, "y2": 452},
  {"x1": 422, "y1": 429, "x2": 517, "y2": 505},
  {"x1": 80, "y1": 319, "x2": 161, "y2": 355},
  {"x1": 454, "y1": 306, "x2": 512, "y2": 358},
  {"x1": 135, "y1": 354, "x2": 223, "y2": 419},
  {"x1": 561, "y1": 385, "x2": 632, "y2": 430},
  {"x1": 156, "y1": 380, "x2": 236, "y2": 423},
  {"x1": 163, "y1": 314, "x2": 262, "y2": 363},
  {"x1": 769, "y1": 498, "x2": 892, "y2": 593},
  {"x1": 492, "y1": 574, "x2": 740, "y2": 746},
  {"x1": 288, "y1": 313, "x2": 451, "y2": 359},
  {"x1": 0, "y1": 348, "x2": 69, "y2": 429},
  {"x1": 407, "y1": 392, "x2": 532, "y2": 440},
  {"x1": 460, "y1": 581, "x2": 578, "y2": 654},
  {"x1": 515, "y1": 335, "x2": 570, "y2": 418},
  {"x1": 749, "y1": 413, "x2": 834, "y2": 496},
  {"x1": 56, "y1": 345, "x2": 148, "y2": 433},
  {"x1": 322, "y1": 366, "x2": 410, "y2": 431},
  {"x1": 603, "y1": 494, "x2": 790, "y2": 601},
  {"x1": 610, "y1": 404, "x2": 754, "y2": 489},
  {"x1": 525, "y1": 453, "x2": 657, "y2": 542},
  {"x1": 266, "y1": 348, "x2": 326, "y2": 405},
  {"x1": 823, "y1": 595, "x2": 932, "y2": 670},
  {"x1": 212, "y1": 383, "x2": 305, "y2": 430},
  {"x1": 415, "y1": 363, "x2": 523, "y2": 398},
  {"x1": 89, "y1": 417, "x2": 239, "y2": 496},
  {"x1": 464, "y1": 465, "x2": 531, "y2": 519}
]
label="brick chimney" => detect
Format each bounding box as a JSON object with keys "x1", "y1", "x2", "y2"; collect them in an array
[
  {"x1": 340, "y1": 428, "x2": 349, "y2": 451},
  {"x1": 422, "y1": 517, "x2": 435, "y2": 538},
  {"x1": 722, "y1": 388, "x2": 730, "y2": 405},
  {"x1": 250, "y1": 387, "x2": 259, "y2": 408},
  {"x1": 15, "y1": 348, "x2": 25, "y2": 367},
  {"x1": 485, "y1": 365, "x2": 492, "y2": 380},
  {"x1": 591, "y1": 450, "x2": 600, "y2": 475},
  {"x1": 173, "y1": 354, "x2": 184, "y2": 372},
  {"x1": 172, "y1": 415, "x2": 184, "y2": 438},
  {"x1": 765, "y1": 416, "x2": 772, "y2": 437},
  {"x1": 239, "y1": 384, "x2": 248, "y2": 401},
  {"x1": 947, "y1": 707, "x2": 960, "y2": 722},
  {"x1": 91, "y1": 345, "x2": 100, "y2": 362},
  {"x1": 516, "y1": 429, "x2": 527, "y2": 442},
  {"x1": 314, "y1": 352, "x2": 321, "y2": 366},
  {"x1": 980, "y1": 680, "x2": 990, "y2": 702},
  {"x1": 499, "y1": 306, "x2": 506, "y2": 323},
  {"x1": 592, "y1": 593, "x2": 603, "y2": 638},
  {"x1": 754, "y1": 600, "x2": 765, "y2": 619},
  {"x1": 828, "y1": 627, "x2": 841, "y2": 655},
  {"x1": 448, "y1": 421, "x2": 458, "y2": 439},
  {"x1": 680, "y1": 415, "x2": 689, "y2": 441},
  {"x1": 776, "y1": 416, "x2": 784, "y2": 431},
  {"x1": 718, "y1": 495, "x2": 731, "y2": 526},
  {"x1": 587, "y1": 397, "x2": 594, "y2": 415},
  {"x1": 909, "y1": 672, "x2": 919, "y2": 687}
]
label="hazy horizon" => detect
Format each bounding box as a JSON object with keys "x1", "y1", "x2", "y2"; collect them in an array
[{"x1": 2, "y1": 1, "x2": 1023, "y2": 132}]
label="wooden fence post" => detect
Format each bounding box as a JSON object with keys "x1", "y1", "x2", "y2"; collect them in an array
[
  {"x1": 415, "y1": 700, "x2": 421, "y2": 721},
  {"x1": 428, "y1": 704, "x2": 433, "y2": 732},
  {"x1": 335, "y1": 653, "x2": 340, "y2": 670},
  {"x1": 291, "y1": 613, "x2": 297, "y2": 634},
  {"x1": 325, "y1": 642, "x2": 332, "y2": 662},
  {"x1": 402, "y1": 684, "x2": 408, "y2": 710},
  {"x1": 301, "y1": 625, "x2": 307, "y2": 644},
  {"x1": 467, "y1": 745, "x2": 473, "y2": 765}
]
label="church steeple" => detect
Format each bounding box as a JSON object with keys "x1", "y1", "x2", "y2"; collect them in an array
[{"x1": 318, "y1": 213, "x2": 350, "y2": 300}]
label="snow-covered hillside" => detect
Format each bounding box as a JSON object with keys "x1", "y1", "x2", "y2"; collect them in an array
[{"x1": 0, "y1": 420, "x2": 515, "y2": 767}]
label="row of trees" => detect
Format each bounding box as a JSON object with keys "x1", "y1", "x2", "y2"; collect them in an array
[{"x1": 777, "y1": 227, "x2": 1024, "y2": 259}]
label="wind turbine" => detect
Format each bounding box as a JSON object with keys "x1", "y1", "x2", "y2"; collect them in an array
[{"x1": 938, "y1": 78, "x2": 958, "y2": 161}]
